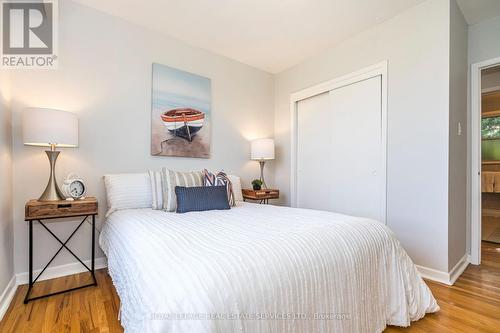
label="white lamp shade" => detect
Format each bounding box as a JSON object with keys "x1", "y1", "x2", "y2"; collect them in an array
[
  {"x1": 23, "y1": 108, "x2": 78, "y2": 147},
  {"x1": 251, "y1": 138, "x2": 275, "y2": 160}
]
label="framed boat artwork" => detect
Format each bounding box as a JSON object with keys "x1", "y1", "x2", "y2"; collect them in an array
[{"x1": 151, "y1": 63, "x2": 211, "y2": 158}]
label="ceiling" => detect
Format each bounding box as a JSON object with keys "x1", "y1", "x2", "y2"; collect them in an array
[
  {"x1": 74, "y1": 0, "x2": 425, "y2": 73},
  {"x1": 456, "y1": 0, "x2": 500, "y2": 25},
  {"x1": 75, "y1": 0, "x2": 500, "y2": 74}
]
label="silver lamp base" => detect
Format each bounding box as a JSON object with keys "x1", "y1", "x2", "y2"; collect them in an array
[
  {"x1": 259, "y1": 160, "x2": 268, "y2": 189},
  {"x1": 39, "y1": 149, "x2": 65, "y2": 201}
]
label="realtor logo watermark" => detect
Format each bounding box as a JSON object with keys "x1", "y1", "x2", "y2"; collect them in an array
[{"x1": 1, "y1": 0, "x2": 58, "y2": 68}]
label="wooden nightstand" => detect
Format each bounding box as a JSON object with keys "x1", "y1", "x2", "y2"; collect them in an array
[
  {"x1": 242, "y1": 189, "x2": 279, "y2": 204},
  {"x1": 24, "y1": 197, "x2": 98, "y2": 304}
]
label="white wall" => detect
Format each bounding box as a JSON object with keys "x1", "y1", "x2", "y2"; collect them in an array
[
  {"x1": 274, "y1": 0, "x2": 452, "y2": 272},
  {"x1": 469, "y1": 15, "x2": 500, "y2": 65},
  {"x1": 0, "y1": 72, "x2": 14, "y2": 293},
  {"x1": 448, "y1": 0, "x2": 468, "y2": 271},
  {"x1": 9, "y1": 0, "x2": 274, "y2": 275}
]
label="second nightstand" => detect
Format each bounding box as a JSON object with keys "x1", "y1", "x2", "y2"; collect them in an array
[
  {"x1": 242, "y1": 189, "x2": 279, "y2": 204},
  {"x1": 24, "y1": 197, "x2": 98, "y2": 304}
]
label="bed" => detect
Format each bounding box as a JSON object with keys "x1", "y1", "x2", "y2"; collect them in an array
[{"x1": 99, "y1": 201, "x2": 438, "y2": 333}]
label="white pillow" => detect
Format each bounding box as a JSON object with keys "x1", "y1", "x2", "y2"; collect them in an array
[
  {"x1": 228, "y1": 175, "x2": 243, "y2": 202},
  {"x1": 103, "y1": 173, "x2": 152, "y2": 217}
]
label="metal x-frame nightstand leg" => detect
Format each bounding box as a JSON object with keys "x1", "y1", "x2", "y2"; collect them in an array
[{"x1": 24, "y1": 215, "x2": 97, "y2": 304}]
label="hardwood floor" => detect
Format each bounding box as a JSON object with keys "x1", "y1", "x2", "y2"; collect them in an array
[
  {"x1": 1, "y1": 242, "x2": 499, "y2": 332},
  {"x1": 386, "y1": 241, "x2": 500, "y2": 332},
  {"x1": 0, "y1": 270, "x2": 123, "y2": 333}
]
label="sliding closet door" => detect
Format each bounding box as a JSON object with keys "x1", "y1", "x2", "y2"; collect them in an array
[{"x1": 296, "y1": 76, "x2": 384, "y2": 221}]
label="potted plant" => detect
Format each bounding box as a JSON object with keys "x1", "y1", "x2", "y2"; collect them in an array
[{"x1": 252, "y1": 179, "x2": 263, "y2": 190}]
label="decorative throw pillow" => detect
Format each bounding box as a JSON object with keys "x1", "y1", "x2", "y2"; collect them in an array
[
  {"x1": 175, "y1": 186, "x2": 230, "y2": 213},
  {"x1": 203, "y1": 169, "x2": 235, "y2": 206},
  {"x1": 227, "y1": 175, "x2": 243, "y2": 202},
  {"x1": 161, "y1": 168, "x2": 204, "y2": 212},
  {"x1": 148, "y1": 170, "x2": 163, "y2": 210}
]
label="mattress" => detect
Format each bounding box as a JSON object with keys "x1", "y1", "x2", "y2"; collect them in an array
[{"x1": 99, "y1": 202, "x2": 438, "y2": 333}]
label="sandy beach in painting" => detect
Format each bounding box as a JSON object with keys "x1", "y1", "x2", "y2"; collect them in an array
[{"x1": 151, "y1": 112, "x2": 210, "y2": 158}]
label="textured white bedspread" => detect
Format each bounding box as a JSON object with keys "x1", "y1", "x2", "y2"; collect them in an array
[{"x1": 99, "y1": 203, "x2": 438, "y2": 333}]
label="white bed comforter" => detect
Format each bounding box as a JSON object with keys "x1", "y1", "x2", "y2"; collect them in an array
[{"x1": 99, "y1": 203, "x2": 438, "y2": 333}]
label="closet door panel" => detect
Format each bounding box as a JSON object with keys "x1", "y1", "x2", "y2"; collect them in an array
[
  {"x1": 296, "y1": 91, "x2": 332, "y2": 210},
  {"x1": 296, "y1": 76, "x2": 383, "y2": 221}
]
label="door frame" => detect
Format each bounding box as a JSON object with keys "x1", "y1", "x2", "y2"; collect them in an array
[
  {"x1": 470, "y1": 56, "x2": 500, "y2": 265},
  {"x1": 289, "y1": 61, "x2": 388, "y2": 224}
]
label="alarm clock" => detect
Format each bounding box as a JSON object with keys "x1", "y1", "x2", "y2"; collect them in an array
[{"x1": 62, "y1": 174, "x2": 86, "y2": 200}]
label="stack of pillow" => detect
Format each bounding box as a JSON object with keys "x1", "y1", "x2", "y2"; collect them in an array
[{"x1": 104, "y1": 169, "x2": 243, "y2": 216}]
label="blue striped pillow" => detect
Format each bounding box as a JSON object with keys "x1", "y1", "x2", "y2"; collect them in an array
[{"x1": 175, "y1": 186, "x2": 230, "y2": 213}]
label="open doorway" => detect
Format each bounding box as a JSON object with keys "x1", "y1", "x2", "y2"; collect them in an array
[
  {"x1": 481, "y1": 66, "x2": 500, "y2": 245},
  {"x1": 471, "y1": 58, "x2": 500, "y2": 265}
]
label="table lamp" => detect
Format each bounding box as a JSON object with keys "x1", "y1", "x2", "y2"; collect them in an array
[
  {"x1": 250, "y1": 138, "x2": 274, "y2": 189},
  {"x1": 22, "y1": 108, "x2": 78, "y2": 201}
]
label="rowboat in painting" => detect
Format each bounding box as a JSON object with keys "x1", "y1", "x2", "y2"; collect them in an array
[{"x1": 161, "y1": 108, "x2": 205, "y2": 142}]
